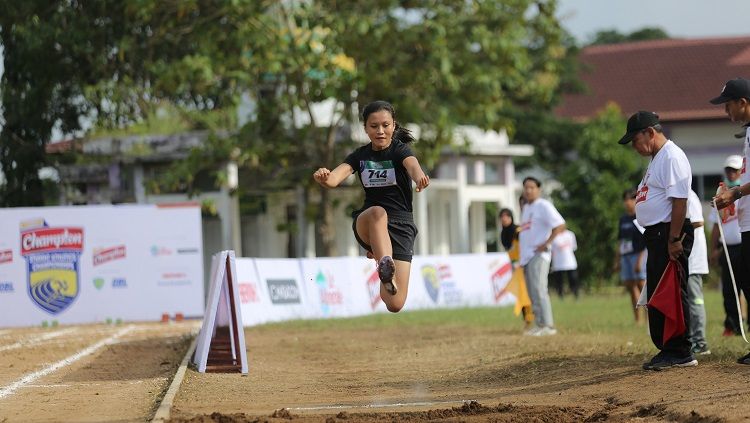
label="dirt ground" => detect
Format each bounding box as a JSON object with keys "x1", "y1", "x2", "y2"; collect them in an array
[
  {"x1": 3, "y1": 317, "x2": 750, "y2": 422},
  {"x1": 169, "y1": 322, "x2": 750, "y2": 423},
  {"x1": 0, "y1": 322, "x2": 195, "y2": 423}
]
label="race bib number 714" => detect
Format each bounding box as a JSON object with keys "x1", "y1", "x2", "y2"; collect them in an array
[{"x1": 361, "y1": 160, "x2": 397, "y2": 187}]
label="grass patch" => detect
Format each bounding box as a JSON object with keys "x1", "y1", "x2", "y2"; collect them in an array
[{"x1": 253, "y1": 287, "x2": 750, "y2": 361}]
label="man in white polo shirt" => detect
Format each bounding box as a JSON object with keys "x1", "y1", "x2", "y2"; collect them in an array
[
  {"x1": 709, "y1": 155, "x2": 745, "y2": 338},
  {"x1": 619, "y1": 111, "x2": 696, "y2": 371},
  {"x1": 519, "y1": 176, "x2": 566, "y2": 336},
  {"x1": 711, "y1": 78, "x2": 750, "y2": 365}
]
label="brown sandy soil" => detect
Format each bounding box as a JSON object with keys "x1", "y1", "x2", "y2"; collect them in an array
[
  {"x1": 0, "y1": 322, "x2": 196, "y2": 423},
  {"x1": 169, "y1": 323, "x2": 750, "y2": 423}
]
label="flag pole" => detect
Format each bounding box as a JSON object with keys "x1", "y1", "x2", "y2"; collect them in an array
[{"x1": 714, "y1": 184, "x2": 749, "y2": 343}]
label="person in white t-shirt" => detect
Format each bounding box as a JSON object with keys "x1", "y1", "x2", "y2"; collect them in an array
[
  {"x1": 518, "y1": 176, "x2": 566, "y2": 336},
  {"x1": 619, "y1": 110, "x2": 696, "y2": 371},
  {"x1": 550, "y1": 229, "x2": 579, "y2": 299},
  {"x1": 686, "y1": 190, "x2": 710, "y2": 356},
  {"x1": 709, "y1": 155, "x2": 745, "y2": 337},
  {"x1": 711, "y1": 79, "x2": 750, "y2": 365}
]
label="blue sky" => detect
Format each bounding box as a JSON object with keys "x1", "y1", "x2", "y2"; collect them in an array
[{"x1": 558, "y1": 0, "x2": 750, "y2": 43}]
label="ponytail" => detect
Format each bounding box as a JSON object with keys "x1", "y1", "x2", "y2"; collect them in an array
[{"x1": 393, "y1": 123, "x2": 416, "y2": 144}]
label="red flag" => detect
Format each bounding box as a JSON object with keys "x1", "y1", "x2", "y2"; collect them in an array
[{"x1": 647, "y1": 260, "x2": 686, "y2": 344}]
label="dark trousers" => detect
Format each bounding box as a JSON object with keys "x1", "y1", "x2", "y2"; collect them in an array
[
  {"x1": 644, "y1": 221, "x2": 693, "y2": 357},
  {"x1": 721, "y1": 244, "x2": 745, "y2": 333},
  {"x1": 550, "y1": 269, "x2": 580, "y2": 298}
]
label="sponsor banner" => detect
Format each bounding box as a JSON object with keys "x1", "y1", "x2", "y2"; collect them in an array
[
  {"x1": 299, "y1": 257, "x2": 356, "y2": 319},
  {"x1": 234, "y1": 253, "x2": 514, "y2": 327},
  {"x1": 253, "y1": 258, "x2": 312, "y2": 323},
  {"x1": 0, "y1": 204, "x2": 203, "y2": 327}
]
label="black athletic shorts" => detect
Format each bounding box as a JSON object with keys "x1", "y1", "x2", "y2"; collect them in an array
[{"x1": 352, "y1": 209, "x2": 417, "y2": 263}]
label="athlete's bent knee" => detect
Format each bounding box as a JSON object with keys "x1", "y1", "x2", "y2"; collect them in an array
[{"x1": 385, "y1": 302, "x2": 403, "y2": 313}]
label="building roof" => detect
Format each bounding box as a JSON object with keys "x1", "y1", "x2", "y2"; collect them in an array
[{"x1": 556, "y1": 36, "x2": 750, "y2": 122}]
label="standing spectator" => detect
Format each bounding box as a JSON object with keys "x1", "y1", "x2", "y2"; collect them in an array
[
  {"x1": 687, "y1": 190, "x2": 710, "y2": 356},
  {"x1": 711, "y1": 78, "x2": 750, "y2": 365},
  {"x1": 550, "y1": 229, "x2": 580, "y2": 299},
  {"x1": 618, "y1": 110, "x2": 696, "y2": 371},
  {"x1": 614, "y1": 188, "x2": 648, "y2": 323},
  {"x1": 519, "y1": 176, "x2": 566, "y2": 336},
  {"x1": 709, "y1": 155, "x2": 745, "y2": 337},
  {"x1": 498, "y1": 207, "x2": 534, "y2": 328}
]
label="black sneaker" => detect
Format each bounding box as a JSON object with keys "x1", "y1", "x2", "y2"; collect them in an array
[
  {"x1": 644, "y1": 354, "x2": 697, "y2": 371},
  {"x1": 737, "y1": 351, "x2": 750, "y2": 365},
  {"x1": 642, "y1": 351, "x2": 666, "y2": 370},
  {"x1": 377, "y1": 256, "x2": 397, "y2": 295}
]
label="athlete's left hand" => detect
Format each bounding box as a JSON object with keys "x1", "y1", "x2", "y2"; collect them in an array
[{"x1": 415, "y1": 174, "x2": 430, "y2": 192}]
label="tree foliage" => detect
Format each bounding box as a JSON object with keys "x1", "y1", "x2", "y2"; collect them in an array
[
  {"x1": 1, "y1": 0, "x2": 574, "y2": 257},
  {"x1": 588, "y1": 27, "x2": 669, "y2": 46},
  {"x1": 550, "y1": 104, "x2": 646, "y2": 286},
  {"x1": 0, "y1": 0, "x2": 269, "y2": 206}
]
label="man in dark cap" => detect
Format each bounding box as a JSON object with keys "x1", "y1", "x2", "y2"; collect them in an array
[
  {"x1": 710, "y1": 78, "x2": 750, "y2": 365},
  {"x1": 619, "y1": 110, "x2": 696, "y2": 370}
]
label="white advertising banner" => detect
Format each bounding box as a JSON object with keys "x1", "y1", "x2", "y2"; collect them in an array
[
  {"x1": 236, "y1": 253, "x2": 515, "y2": 327},
  {"x1": 0, "y1": 204, "x2": 204, "y2": 327},
  {"x1": 253, "y1": 258, "x2": 313, "y2": 323}
]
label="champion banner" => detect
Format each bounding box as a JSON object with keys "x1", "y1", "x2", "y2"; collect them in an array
[{"x1": 0, "y1": 204, "x2": 204, "y2": 327}]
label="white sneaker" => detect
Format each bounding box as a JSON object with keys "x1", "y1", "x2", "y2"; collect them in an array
[
  {"x1": 533, "y1": 327, "x2": 557, "y2": 336},
  {"x1": 523, "y1": 327, "x2": 541, "y2": 336}
]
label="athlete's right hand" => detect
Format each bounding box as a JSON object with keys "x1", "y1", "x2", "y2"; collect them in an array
[{"x1": 313, "y1": 168, "x2": 331, "y2": 184}]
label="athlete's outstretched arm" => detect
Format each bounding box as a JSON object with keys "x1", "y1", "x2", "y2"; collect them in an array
[
  {"x1": 403, "y1": 156, "x2": 430, "y2": 192},
  {"x1": 313, "y1": 163, "x2": 353, "y2": 188}
]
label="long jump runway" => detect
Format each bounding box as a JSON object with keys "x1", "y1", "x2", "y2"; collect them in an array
[{"x1": 0, "y1": 322, "x2": 197, "y2": 422}]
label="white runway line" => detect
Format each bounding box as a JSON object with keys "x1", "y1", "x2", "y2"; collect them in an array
[
  {"x1": 289, "y1": 399, "x2": 476, "y2": 411},
  {"x1": 0, "y1": 326, "x2": 134, "y2": 400},
  {"x1": 0, "y1": 327, "x2": 79, "y2": 352}
]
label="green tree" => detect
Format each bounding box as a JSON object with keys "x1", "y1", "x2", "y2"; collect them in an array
[
  {"x1": 234, "y1": 0, "x2": 571, "y2": 255},
  {"x1": 550, "y1": 104, "x2": 646, "y2": 286},
  {"x1": 588, "y1": 27, "x2": 669, "y2": 46},
  {"x1": 0, "y1": 0, "x2": 269, "y2": 206}
]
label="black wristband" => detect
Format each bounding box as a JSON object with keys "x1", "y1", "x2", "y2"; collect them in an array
[
  {"x1": 670, "y1": 236, "x2": 682, "y2": 243},
  {"x1": 734, "y1": 188, "x2": 743, "y2": 201}
]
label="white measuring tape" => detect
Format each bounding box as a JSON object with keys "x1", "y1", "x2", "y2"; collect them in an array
[{"x1": 714, "y1": 184, "x2": 749, "y2": 343}]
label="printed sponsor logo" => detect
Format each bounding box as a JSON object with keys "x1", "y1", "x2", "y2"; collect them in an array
[
  {"x1": 150, "y1": 246, "x2": 173, "y2": 257},
  {"x1": 21, "y1": 220, "x2": 83, "y2": 315},
  {"x1": 21, "y1": 227, "x2": 83, "y2": 254},
  {"x1": 177, "y1": 247, "x2": 199, "y2": 255},
  {"x1": 93, "y1": 245, "x2": 126, "y2": 266},
  {"x1": 490, "y1": 260, "x2": 513, "y2": 303},
  {"x1": 421, "y1": 263, "x2": 463, "y2": 305},
  {"x1": 422, "y1": 265, "x2": 440, "y2": 302},
  {"x1": 636, "y1": 186, "x2": 648, "y2": 204},
  {"x1": 0, "y1": 282, "x2": 14, "y2": 292},
  {"x1": 112, "y1": 278, "x2": 127, "y2": 288},
  {"x1": 267, "y1": 279, "x2": 301, "y2": 304},
  {"x1": 0, "y1": 249, "x2": 12, "y2": 264},
  {"x1": 314, "y1": 269, "x2": 343, "y2": 315},
  {"x1": 157, "y1": 271, "x2": 191, "y2": 286},
  {"x1": 93, "y1": 278, "x2": 105, "y2": 290},
  {"x1": 239, "y1": 282, "x2": 259, "y2": 304}
]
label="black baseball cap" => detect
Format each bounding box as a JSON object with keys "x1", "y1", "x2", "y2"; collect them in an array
[
  {"x1": 709, "y1": 78, "x2": 750, "y2": 104},
  {"x1": 618, "y1": 111, "x2": 660, "y2": 145}
]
